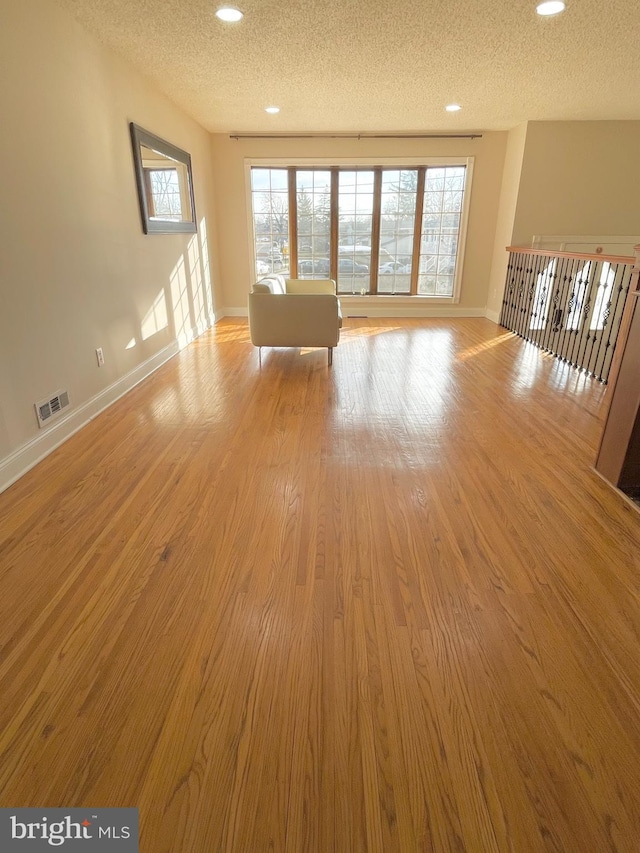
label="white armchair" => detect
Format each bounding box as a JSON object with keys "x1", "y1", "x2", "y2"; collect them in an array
[{"x1": 248, "y1": 276, "x2": 342, "y2": 364}]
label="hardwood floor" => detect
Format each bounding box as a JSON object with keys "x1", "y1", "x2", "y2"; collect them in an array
[{"x1": 1, "y1": 317, "x2": 639, "y2": 852}]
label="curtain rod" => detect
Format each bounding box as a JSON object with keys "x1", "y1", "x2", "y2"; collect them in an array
[{"x1": 229, "y1": 133, "x2": 482, "y2": 140}]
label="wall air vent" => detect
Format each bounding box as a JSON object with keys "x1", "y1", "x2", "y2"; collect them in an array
[{"x1": 34, "y1": 390, "x2": 70, "y2": 428}]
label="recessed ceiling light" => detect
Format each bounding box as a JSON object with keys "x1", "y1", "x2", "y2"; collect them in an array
[
  {"x1": 265, "y1": 106, "x2": 280, "y2": 114},
  {"x1": 536, "y1": 0, "x2": 566, "y2": 15},
  {"x1": 445, "y1": 104, "x2": 462, "y2": 112},
  {"x1": 215, "y1": 6, "x2": 243, "y2": 22}
]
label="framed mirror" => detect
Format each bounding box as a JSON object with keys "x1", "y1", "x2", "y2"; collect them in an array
[{"x1": 130, "y1": 123, "x2": 197, "y2": 234}]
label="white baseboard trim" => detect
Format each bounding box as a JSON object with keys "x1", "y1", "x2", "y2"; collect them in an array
[
  {"x1": 485, "y1": 308, "x2": 501, "y2": 324},
  {"x1": 0, "y1": 323, "x2": 210, "y2": 495},
  {"x1": 220, "y1": 305, "x2": 487, "y2": 319},
  {"x1": 219, "y1": 308, "x2": 248, "y2": 318},
  {"x1": 342, "y1": 306, "x2": 487, "y2": 318}
]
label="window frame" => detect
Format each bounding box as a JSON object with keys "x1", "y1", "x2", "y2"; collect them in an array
[{"x1": 245, "y1": 157, "x2": 474, "y2": 303}]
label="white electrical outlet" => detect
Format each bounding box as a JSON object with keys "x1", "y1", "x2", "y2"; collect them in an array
[{"x1": 96, "y1": 347, "x2": 105, "y2": 367}]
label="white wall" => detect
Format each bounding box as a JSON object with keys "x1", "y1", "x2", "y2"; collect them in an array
[
  {"x1": 512, "y1": 121, "x2": 640, "y2": 246},
  {"x1": 210, "y1": 133, "x2": 508, "y2": 317},
  {"x1": 485, "y1": 120, "x2": 640, "y2": 322},
  {"x1": 0, "y1": 0, "x2": 222, "y2": 491},
  {"x1": 485, "y1": 123, "x2": 528, "y2": 322}
]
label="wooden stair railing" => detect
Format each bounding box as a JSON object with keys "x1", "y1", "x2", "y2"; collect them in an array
[{"x1": 500, "y1": 246, "x2": 636, "y2": 383}]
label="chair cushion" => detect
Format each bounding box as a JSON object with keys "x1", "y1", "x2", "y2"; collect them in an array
[{"x1": 286, "y1": 278, "x2": 336, "y2": 295}]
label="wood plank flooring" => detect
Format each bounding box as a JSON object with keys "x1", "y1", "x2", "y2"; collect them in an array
[{"x1": 1, "y1": 317, "x2": 639, "y2": 852}]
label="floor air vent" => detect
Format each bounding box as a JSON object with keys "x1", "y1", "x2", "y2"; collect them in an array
[{"x1": 35, "y1": 390, "x2": 70, "y2": 428}]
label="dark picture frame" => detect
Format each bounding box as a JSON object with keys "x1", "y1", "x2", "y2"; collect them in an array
[{"x1": 130, "y1": 123, "x2": 197, "y2": 234}]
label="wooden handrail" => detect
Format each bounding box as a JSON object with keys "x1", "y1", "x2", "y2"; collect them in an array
[{"x1": 505, "y1": 246, "x2": 635, "y2": 264}]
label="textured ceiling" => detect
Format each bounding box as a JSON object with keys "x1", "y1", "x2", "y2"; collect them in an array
[{"x1": 56, "y1": 0, "x2": 640, "y2": 133}]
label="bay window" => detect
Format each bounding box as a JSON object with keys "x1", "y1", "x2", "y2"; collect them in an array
[{"x1": 250, "y1": 160, "x2": 471, "y2": 299}]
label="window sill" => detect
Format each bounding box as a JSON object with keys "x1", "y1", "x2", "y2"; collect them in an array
[
  {"x1": 340, "y1": 294, "x2": 458, "y2": 305},
  {"x1": 334, "y1": 293, "x2": 485, "y2": 318}
]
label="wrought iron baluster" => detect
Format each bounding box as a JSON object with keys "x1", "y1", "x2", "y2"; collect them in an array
[
  {"x1": 539, "y1": 255, "x2": 559, "y2": 353},
  {"x1": 511, "y1": 252, "x2": 526, "y2": 332},
  {"x1": 598, "y1": 263, "x2": 629, "y2": 382},
  {"x1": 524, "y1": 255, "x2": 541, "y2": 338},
  {"x1": 567, "y1": 258, "x2": 595, "y2": 370},
  {"x1": 499, "y1": 255, "x2": 514, "y2": 327},
  {"x1": 575, "y1": 261, "x2": 602, "y2": 373},
  {"x1": 556, "y1": 256, "x2": 579, "y2": 364},
  {"x1": 589, "y1": 261, "x2": 614, "y2": 379},
  {"x1": 584, "y1": 262, "x2": 608, "y2": 376},
  {"x1": 500, "y1": 248, "x2": 634, "y2": 384},
  {"x1": 510, "y1": 252, "x2": 525, "y2": 332},
  {"x1": 508, "y1": 252, "x2": 526, "y2": 336},
  {"x1": 551, "y1": 253, "x2": 575, "y2": 361},
  {"x1": 501, "y1": 253, "x2": 514, "y2": 329},
  {"x1": 516, "y1": 253, "x2": 532, "y2": 338},
  {"x1": 528, "y1": 252, "x2": 547, "y2": 346},
  {"x1": 501, "y1": 252, "x2": 520, "y2": 330}
]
